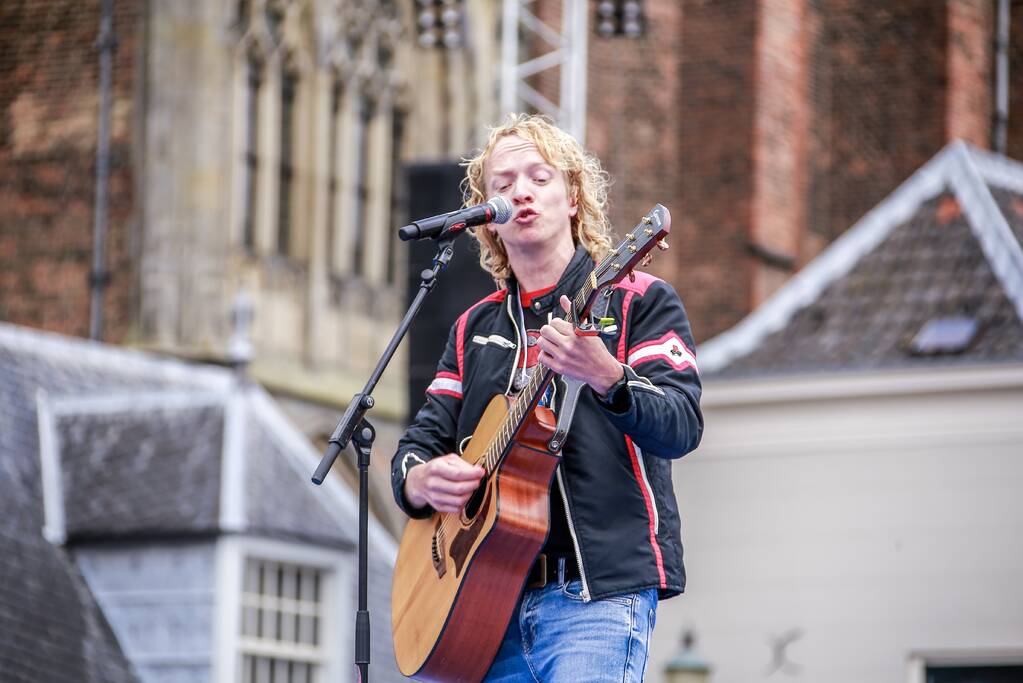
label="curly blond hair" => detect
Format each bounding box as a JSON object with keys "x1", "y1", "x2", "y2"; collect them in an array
[{"x1": 461, "y1": 113, "x2": 613, "y2": 287}]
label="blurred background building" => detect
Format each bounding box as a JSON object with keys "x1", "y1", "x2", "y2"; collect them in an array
[{"x1": 2, "y1": 0, "x2": 1023, "y2": 682}]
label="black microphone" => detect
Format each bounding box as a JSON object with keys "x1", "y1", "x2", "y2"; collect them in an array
[{"x1": 398, "y1": 196, "x2": 513, "y2": 241}]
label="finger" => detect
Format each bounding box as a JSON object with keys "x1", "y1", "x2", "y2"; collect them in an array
[
  {"x1": 433, "y1": 491, "x2": 471, "y2": 506},
  {"x1": 547, "y1": 317, "x2": 574, "y2": 334},
  {"x1": 539, "y1": 325, "x2": 567, "y2": 345},
  {"x1": 432, "y1": 478, "x2": 482, "y2": 495},
  {"x1": 432, "y1": 497, "x2": 468, "y2": 513},
  {"x1": 538, "y1": 350, "x2": 561, "y2": 372},
  {"x1": 436, "y1": 454, "x2": 479, "y2": 472},
  {"x1": 560, "y1": 295, "x2": 572, "y2": 314},
  {"x1": 454, "y1": 462, "x2": 485, "y2": 480},
  {"x1": 440, "y1": 462, "x2": 485, "y2": 481}
]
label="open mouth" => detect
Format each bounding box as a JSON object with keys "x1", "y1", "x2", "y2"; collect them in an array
[{"x1": 515, "y1": 208, "x2": 538, "y2": 222}]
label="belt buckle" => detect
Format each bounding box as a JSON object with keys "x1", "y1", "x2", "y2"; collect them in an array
[{"x1": 526, "y1": 553, "x2": 547, "y2": 590}]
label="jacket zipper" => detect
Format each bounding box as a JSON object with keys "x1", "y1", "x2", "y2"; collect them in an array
[
  {"x1": 556, "y1": 467, "x2": 590, "y2": 601},
  {"x1": 511, "y1": 287, "x2": 591, "y2": 601}
]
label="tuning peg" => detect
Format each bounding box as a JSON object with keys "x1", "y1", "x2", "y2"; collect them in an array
[
  {"x1": 656, "y1": 239, "x2": 669, "y2": 251},
  {"x1": 639, "y1": 254, "x2": 653, "y2": 268},
  {"x1": 628, "y1": 271, "x2": 636, "y2": 283}
]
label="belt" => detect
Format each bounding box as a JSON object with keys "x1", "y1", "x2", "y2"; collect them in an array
[{"x1": 525, "y1": 554, "x2": 579, "y2": 590}]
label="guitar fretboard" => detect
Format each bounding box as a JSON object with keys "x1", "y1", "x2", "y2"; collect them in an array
[{"x1": 476, "y1": 274, "x2": 598, "y2": 474}]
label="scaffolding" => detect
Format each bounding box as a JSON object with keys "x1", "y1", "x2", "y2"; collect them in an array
[{"x1": 499, "y1": 0, "x2": 589, "y2": 142}]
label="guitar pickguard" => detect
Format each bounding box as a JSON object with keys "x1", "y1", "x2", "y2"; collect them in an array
[{"x1": 449, "y1": 483, "x2": 493, "y2": 577}]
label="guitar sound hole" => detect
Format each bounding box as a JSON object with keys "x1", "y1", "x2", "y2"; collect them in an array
[{"x1": 463, "y1": 481, "x2": 486, "y2": 520}]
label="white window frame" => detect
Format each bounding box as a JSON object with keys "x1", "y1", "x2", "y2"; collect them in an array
[{"x1": 214, "y1": 535, "x2": 352, "y2": 683}]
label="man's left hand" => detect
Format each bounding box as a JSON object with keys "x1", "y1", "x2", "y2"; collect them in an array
[{"x1": 537, "y1": 295, "x2": 625, "y2": 396}]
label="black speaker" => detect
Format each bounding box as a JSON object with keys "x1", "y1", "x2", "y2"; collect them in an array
[{"x1": 404, "y1": 162, "x2": 496, "y2": 422}]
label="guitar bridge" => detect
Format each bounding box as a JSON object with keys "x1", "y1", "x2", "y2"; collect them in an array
[{"x1": 431, "y1": 524, "x2": 447, "y2": 578}]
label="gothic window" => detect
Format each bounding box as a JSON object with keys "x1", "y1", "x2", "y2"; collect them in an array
[
  {"x1": 352, "y1": 96, "x2": 375, "y2": 278},
  {"x1": 326, "y1": 80, "x2": 343, "y2": 272},
  {"x1": 242, "y1": 52, "x2": 262, "y2": 252},
  {"x1": 277, "y1": 65, "x2": 298, "y2": 256},
  {"x1": 237, "y1": 0, "x2": 251, "y2": 31},
  {"x1": 265, "y1": 1, "x2": 285, "y2": 43},
  {"x1": 386, "y1": 109, "x2": 406, "y2": 286}
]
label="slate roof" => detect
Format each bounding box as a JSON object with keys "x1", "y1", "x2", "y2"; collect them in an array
[
  {"x1": 701, "y1": 142, "x2": 1023, "y2": 377},
  {"x1": 59, "y1": 405, "x2": 224, "y2": 540},
  {"x1": 0, "y1": 323, "x2": 402, "y2": 682}
]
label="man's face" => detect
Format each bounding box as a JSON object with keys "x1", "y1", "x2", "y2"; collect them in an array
[{"x1": 482, "y1": 134, "x2": 577, "y2": 258}]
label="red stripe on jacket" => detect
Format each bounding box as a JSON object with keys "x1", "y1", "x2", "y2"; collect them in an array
[
  {"x1": 455, "y1": 290, "x2": 507, "y2": 380},
  {"x1": 625, "y1": 437, "x2": 667, "y2": 588},
  {"x1": 615, "y1": 273, "x2": 667, "y2": 588}
]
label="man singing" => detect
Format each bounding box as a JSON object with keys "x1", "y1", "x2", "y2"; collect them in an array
[{"x1": 390, "y1": 114, "x2": 703, "y2": 682}]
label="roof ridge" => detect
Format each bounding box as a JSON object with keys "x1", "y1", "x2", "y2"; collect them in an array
[
  {"x1": 0, "y1": 323, "x2": 232, "y2": 391},
  {"x1": 246, "y1": 389, "x2": 399, "y2": 560},
  {"x1": 953, "y1": 144, "x2": 1023, "y2": 323}
]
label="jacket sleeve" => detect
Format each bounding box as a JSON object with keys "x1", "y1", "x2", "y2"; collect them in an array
[
  {"x1": 390, "y1": 321, "x2": 463, "y2": 518},
  {"x1": 597, "y1": 279, "x2": 703, "y2": 458}
]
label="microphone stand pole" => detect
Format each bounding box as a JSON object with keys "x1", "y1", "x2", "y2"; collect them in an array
[{"x1": 312, "y1": 231, "x2": 460, "y2": 683}]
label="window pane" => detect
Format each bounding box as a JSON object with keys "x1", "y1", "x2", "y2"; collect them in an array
[
  {"x1": 281, "y1": 565, "x2": 298, "y2": 600},
  {"x1": 298, "y1": 614, "x2": 317, "y2": 646},
  {"x1": 280, "y1": 608, "x2": 297, "y2": 643},
  {"x1": 260, "y1": 605, "x2": 278, "y2": 640},
  {"x1": 299, "y1": 568, "x2": 318, "y2": 602},
  {"x1": 927, "y1": 666, "x2": 1023, "y2": 683},
  {"x1": 242, "y1": 605, "x2": 259, "y2": 638},
  {"x1": 255, "y1": 656, "x2": 272, "y2": 683},
  {"x1": 245, "y1": 558, "x2": 261, "y2": 593},
  {"x1": 274, "y1": 658, "x2": 290, "y2": 683}
]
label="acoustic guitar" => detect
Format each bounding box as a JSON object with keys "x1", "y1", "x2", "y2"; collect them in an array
[{"x1": 391, "y1": 205, "x2": 671, "y2": 683}]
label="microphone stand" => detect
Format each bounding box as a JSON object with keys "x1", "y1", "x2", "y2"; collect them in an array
[{"x1": 312, "y1": 231, "x2": 460, "y2": 683}]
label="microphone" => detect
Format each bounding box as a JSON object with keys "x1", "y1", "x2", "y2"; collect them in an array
[{"x1": 398, "y1": 196, "x2": 513, "y2": 241}]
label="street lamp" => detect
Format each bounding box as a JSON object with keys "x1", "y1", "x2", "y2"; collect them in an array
[{"x1": 663, "y1": 631, "x2": 711, "y2": 683}]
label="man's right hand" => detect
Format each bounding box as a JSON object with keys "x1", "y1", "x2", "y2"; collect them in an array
[{"x1": 404, "y1": 454, "x2": 485, "y2": 514}]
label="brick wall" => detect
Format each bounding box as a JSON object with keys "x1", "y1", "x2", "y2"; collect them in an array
[
  {"x1": 1007, "y1": 1, "x2": 1023, "y2": 160},
  {"x1": 807, "y1": 1, "x2": 951, "y2": 247},
  {"x1": 587, "y1": 0, "x2": 756, "y2": 342},
  {"x1": 947, "y1": 0, "x2": 993, "y2": 147},
  {"x1": 0, "y1": 0, "x2": 139, "y2": 342},
  {"x1": 583, "y1": 0, "x2": 1004, "y2": 342},
  {"x1": 750, "y1": 0, "x2": 812, "y2": 307}
]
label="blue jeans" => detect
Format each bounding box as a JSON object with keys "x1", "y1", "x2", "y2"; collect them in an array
[{"x1": 483, "y1": 578, "x2": 658, "y2": 682}]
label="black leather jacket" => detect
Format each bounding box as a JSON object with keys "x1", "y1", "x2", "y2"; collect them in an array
[{"x1": 390, "y1": 246, "x2": 703, "y2": 600}]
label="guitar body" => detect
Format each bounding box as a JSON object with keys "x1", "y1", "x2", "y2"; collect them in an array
[{"x1": 391, "y1": 394, "x2": 561, "y2": 683}]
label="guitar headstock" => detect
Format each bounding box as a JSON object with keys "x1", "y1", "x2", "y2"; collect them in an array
[{"x1": 593, "y1": 204, "x2": 671, "y2": 291}]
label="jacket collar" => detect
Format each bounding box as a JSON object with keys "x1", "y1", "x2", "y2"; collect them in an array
[{"x1": 509, "y1": 245, "x2": 594, "y2": 316}]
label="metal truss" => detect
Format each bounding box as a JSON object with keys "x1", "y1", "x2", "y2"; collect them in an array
[{"x1": 499, "y1": 0, "x2": 589, "y2": 142}]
